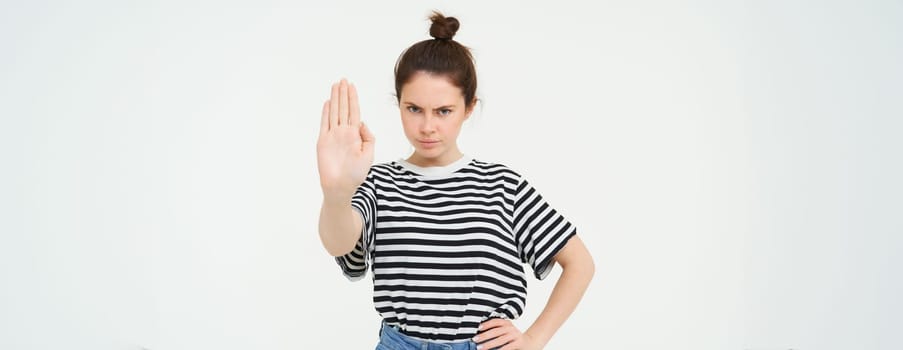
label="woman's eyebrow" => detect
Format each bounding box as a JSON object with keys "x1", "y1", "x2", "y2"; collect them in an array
[{"x1": 401, "y1": 102, "x2": 455, "y2": 110}]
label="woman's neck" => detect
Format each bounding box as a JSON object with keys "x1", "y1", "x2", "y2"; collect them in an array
[{"x1": 405, "y1": 150, "x2": 464, "y2": 167}]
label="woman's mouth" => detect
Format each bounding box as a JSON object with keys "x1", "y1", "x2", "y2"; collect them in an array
[{"x1": 418, "y1": 140, "x2": 440, "y2": 148}]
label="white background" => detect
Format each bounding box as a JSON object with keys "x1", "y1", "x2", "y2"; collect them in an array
[{"x1": 1, "y1": 0, "x2": 901, "y2": 349}]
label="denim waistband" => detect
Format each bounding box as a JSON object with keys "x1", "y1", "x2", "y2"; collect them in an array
[{"x1": 379, "y1": 321, "x2": 477, "y2": 350}]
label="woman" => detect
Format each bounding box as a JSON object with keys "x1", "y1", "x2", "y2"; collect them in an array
[{"x1": 317, "y1": 12, "x2": 594, "y2": 350}]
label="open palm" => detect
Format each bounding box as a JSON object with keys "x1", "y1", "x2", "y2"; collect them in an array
[{"x1": 317, "y1": 79, "x2": 375, "y2": 199}]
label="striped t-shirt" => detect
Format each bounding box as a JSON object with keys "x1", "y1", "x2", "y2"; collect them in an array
[{"x1": 335, "y1": 155, "x2": 577, "y2": 342}]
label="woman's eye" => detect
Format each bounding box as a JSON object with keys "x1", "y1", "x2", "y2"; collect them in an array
[
  {"x1": 438, "y1": 109, "x2": 451, "y2": 116},
  {"x1": 407, "y1": 106, "x2": 421, "y2": 113}
]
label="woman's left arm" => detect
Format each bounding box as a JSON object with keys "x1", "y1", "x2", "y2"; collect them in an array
[{"x1": 475, "y1": 236, "x2": 595, "y2": 349}]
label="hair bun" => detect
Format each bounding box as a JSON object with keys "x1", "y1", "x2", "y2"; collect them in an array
[{"x1": 429, "y1": 11, "x2": 459, "y2": 40}]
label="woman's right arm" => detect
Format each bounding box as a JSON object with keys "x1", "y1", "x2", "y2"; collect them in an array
[
  {"x1": 316, "y1": 78, "x2": 375, "y2": 256},
  {"x1": 318, "y1": 195, "x2": 364, "y2": 257}
]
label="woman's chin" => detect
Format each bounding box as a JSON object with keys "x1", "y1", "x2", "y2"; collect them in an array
[{"x1": 413, "y1": 147, "x2": 443, "y2": 159}]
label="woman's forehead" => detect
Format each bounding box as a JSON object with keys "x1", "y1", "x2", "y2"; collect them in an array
[{"x1": 400, "y1": 72, "x2": 465, "y2": 106}]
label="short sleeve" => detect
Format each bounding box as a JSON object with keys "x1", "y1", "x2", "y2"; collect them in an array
[
  {"x1": 513, "y1": 176, "x2": 577, "y2": 280},
  {"x1": 334, "y1": 169, "x2": 377, "y2": 281}
]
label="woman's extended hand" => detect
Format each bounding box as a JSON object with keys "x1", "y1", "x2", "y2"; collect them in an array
[
  {"x1": 474, "y1": 319, "x2": 541, "y2": 350},
  {"x1": 316, "y1": 78, "x2": 375, "y2": 200}
]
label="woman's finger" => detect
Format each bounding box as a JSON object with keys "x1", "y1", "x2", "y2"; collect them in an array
[
  {"x1": 320, "y1": 100, "x2": 330, "y2": 134},
  {"x1": 349, "y1": 82, "x2": 361, "y2": 126},
  {"x1": 360, "y1": 121, "x2": 375, "y2": 142},
  {"x1": 479, "y1": 333, "x2": 515, "y2": 350},
  {"x1": 338, "y1": 79, "x2": 349, "y2": 125},
  {"x1": 329, "y1": 82, "x2": 340, "y2": 127},
  {"x1": 479, "y1": 318, "x2": 509, "y2": 331},
  {"x1": 475, "y1": 319, "x2": 518, "y2": 349},
  {"x1": 474, "y1": 326, "x2": 506, "y2": 343},
  {"x1": 498, "y1": 339, "x2": 521, "y2": 350}
]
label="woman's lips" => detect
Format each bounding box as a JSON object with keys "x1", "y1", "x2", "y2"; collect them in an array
[{"x1": 418, "y1": 140, "x2": 440, "y2": 148}]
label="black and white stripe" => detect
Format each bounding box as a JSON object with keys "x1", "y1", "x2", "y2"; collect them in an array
[{"x1": 335, "y1": 158, "x2": 576, "y2": 342}]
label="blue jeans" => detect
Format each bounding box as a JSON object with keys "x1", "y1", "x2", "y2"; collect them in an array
[{"x1": 376, "y1": 322, "x2": 479, "y2": 350}]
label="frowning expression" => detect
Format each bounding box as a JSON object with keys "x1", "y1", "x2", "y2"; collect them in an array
[{"x1": 399, "y1": 71, "x2": 474, "y2": 167}]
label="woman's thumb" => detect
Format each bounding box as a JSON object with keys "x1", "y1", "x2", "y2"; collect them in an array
[{"x1": 360, "y1": 122, "x2": 375, "y2": 149}]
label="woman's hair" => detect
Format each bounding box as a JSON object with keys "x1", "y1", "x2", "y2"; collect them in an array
[{"x1": 394, "y1": 11, "x2": 477, "y2": 109}]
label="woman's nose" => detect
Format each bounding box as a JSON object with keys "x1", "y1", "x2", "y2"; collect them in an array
[{"x1": 420, "y1": 115, "x2": 437, "y2": 134}]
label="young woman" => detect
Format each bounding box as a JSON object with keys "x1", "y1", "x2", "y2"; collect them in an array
[{"x1": 317, "y1": 12, "x2": 594, "y2": 350}]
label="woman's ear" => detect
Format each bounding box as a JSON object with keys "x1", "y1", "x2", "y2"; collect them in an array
[{"x1": 464, "y1": 98, "x2": 478, "y2": 120}]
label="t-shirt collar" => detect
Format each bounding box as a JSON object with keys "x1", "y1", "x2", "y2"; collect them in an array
[{"x1": 396, "y1": 154, "x2": 472, "y2": 177}]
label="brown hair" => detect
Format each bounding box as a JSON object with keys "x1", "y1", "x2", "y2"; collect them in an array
[{"x1": 394, "y1": 11, "x2": 477, "y2": 110}]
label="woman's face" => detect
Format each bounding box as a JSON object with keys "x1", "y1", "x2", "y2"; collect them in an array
[{"x1": 399, "y1": 71, "x2": 473, "y2": 167}]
